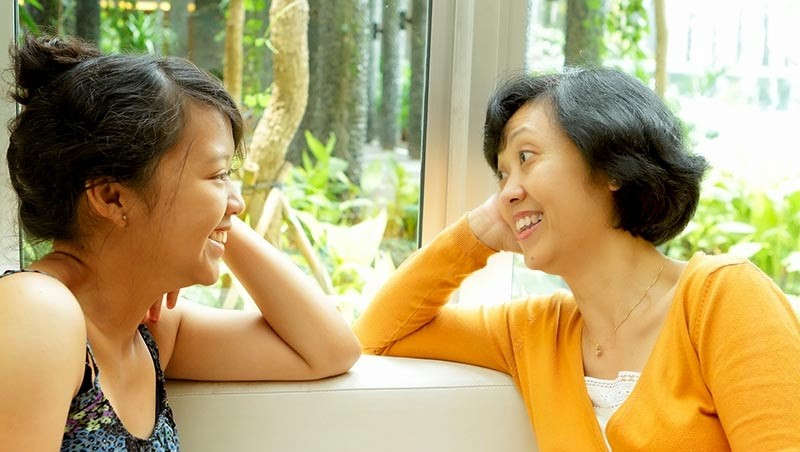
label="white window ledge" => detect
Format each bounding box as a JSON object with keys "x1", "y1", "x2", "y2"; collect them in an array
[{"x1": 167, "y1": 355, "x2": 538, "y2": 451}]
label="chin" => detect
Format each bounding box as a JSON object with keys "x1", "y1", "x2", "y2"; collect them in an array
[
  {"x1": 522, "y1": 248, "x2": 550, "y2": 273},
  {"x1": 523, "y1": 256, "x2": 541, "y2": 271},
  {"x1": 194, "y1": 266, "x2": 221, "y2": 286}
]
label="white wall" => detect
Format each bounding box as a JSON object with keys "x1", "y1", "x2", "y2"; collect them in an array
[{"x1": 0, "y1": 3, "x2": 18, "y2": 271}]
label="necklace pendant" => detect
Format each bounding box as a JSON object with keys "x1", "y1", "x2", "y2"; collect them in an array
[{"x1": 594, "y1": 344, "x2": 602, "y2": 357}]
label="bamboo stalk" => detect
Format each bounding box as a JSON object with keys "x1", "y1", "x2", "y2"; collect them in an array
[{"x1": 279, "y1": 191, "x2": 336, "y2": 294}]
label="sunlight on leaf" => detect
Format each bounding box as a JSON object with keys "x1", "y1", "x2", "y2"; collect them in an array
[{"x1": 325, "y1": 210, "x2": 387, "y2": 266}]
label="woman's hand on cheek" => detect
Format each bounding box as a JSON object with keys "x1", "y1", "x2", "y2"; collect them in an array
[{"x1": 467, "y1": 194, "x2": 522, "y2": 253}]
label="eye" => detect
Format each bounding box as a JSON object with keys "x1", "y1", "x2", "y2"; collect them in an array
[
  {"x1": 215, "y1": 169, "x2": 233, "y2": 181},
  {"x1": 495, "y1": 170, "x2": 508, "y2": 183},
  {"x1": 519, "y1": 151, "x2": 535, "y2": 164}
]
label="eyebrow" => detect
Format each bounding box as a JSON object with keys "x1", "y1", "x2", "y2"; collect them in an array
[
  {"x1": 204, "y1": 148, "x2": 234, "y2": 165},
  {"x1": 505, "y1": 125, "x2": 532, "y2": 144}
]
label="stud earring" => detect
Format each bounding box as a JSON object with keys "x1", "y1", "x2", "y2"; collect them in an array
[{"x1": 122, "y1": 214, "x2": 128, "y2": 221}]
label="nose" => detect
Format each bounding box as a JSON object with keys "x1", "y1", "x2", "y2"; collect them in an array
[
  {"x1": 499, "y1": 172, "x2": 525, "y2": 205},
  {"x1": 227, "y1": 180, "x2": 246, "y2": 216}
]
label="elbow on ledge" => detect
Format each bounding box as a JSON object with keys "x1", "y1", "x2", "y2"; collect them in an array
[{"x1": 308, "y1": 332, "x2": 363, "y2": 380}]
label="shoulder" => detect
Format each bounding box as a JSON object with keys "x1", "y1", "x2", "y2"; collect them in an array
[
  {"x1": 507, "y1": 289, "x2": 579, "y2": 330},
  {"x1": 0, "y1": 271, "x2": 86, "y2": 392},
  {"x1": 0, "y1": 270, "x2": 85, "y2": 325},
  {"x1": 676, "y1": 252, "x2": 795, "y2": 329},
  {"x1": 679, "y1": 251, "x2": 783, "y2": 299}
]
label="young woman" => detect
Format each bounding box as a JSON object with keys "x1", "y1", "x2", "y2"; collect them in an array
[
  {"x1": 0, "y1": 35, "x2": 361, "y2": 451},
  {"x1": 354, "y1": 68, "x2": 800, "y2": 450}
]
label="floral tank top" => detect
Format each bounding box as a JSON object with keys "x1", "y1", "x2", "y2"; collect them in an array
[{"x1": 1, "y1": 269, "x2": 180, "y2": 451}]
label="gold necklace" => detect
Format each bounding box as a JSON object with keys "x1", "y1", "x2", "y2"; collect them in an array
[{"x1": 584, "y1": 259, "x2": 667, "y2": 357}]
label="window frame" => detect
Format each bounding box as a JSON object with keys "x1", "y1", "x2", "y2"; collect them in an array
[
  {"x1": 420, "y1": 1, "x2": 527, "y2": 304},
  {"x1": 1, "y1": 4, "x2": 18, "y2": 271},
  {"x1": 421, "y1": 0, "x2": 527, "y2": 245}
]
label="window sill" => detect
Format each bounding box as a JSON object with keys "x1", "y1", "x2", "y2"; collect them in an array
[{"x1": 167, "y1": 355, "x2": 538, "y2": 451}]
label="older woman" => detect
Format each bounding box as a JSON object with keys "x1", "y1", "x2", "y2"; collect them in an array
[{"x1": 354, "y1": 68, "x2": 800, "y2": 451}]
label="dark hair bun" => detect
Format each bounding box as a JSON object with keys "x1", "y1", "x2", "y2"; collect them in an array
[{"x1": 11, "y1": 34, "x2": 101, "y2": 106}]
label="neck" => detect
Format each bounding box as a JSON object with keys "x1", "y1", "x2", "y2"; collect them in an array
[
  {"x1": 560, "y1": 236, "x2": 668, "y2": 337},
  {"x1": 34, "y1": 240, "x2": 169, "y2": 347}
]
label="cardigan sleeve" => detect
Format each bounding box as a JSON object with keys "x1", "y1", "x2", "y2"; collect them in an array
[
  {"x1": 353, "y1": 215, "x2": 531, "y2": 375},
  {"x1": 691, "y1": 257, "x2": 800, "y2": 449}
]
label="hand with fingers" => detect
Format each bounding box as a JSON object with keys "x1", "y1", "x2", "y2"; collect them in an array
[
  {"x1": 142, "y1": 291, "x2": 180, "y2": 324},
  {"x1": 467, "y1": 194, "x2": 522, "y2": 253}
]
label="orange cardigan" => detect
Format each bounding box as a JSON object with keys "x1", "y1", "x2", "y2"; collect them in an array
[{"x1": 354, "y1": 216, "x2": 800, "y2": 451}]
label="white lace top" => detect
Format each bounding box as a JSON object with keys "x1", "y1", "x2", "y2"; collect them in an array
[{"x1": 584, "y1": 371, "x2": 641, "y2": 450}]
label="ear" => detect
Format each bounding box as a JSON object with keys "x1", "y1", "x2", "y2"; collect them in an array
[{"x1": 84, "y1": 178, "x2": 129, "y2": 227}]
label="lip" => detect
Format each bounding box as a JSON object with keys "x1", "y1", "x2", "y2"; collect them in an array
[
  {"x1": 512, "y1": 210, "x2": 538, "y2": 222},
  {"x1": 207, "y1": 236, "x2": 226, "y2": 257},
  {"x1": 510, "y1": 210, "x2": 542, "y2": 242},
  {"x1": 207, "y1": 227, "x2": 230, "y2": 257}
]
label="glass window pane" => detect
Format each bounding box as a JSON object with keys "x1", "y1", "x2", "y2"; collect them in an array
[
  {"x1": 15, "y1": 0, "x2": 430, "y2": 322},
  {"x1": 522, "y1": 0, "x2": 800, "y2": 299}
]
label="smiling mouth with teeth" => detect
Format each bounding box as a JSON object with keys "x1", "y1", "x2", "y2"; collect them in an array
[
  {"x1": 516, "y1": 213, "x2": 543, "y2": 233},
  {"x1": 209, "y1": 230, "x2": 228, "y2": 245}
]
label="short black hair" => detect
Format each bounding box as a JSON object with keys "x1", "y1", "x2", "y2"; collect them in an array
[
  {"x1": 7, "y1": 34, "x2": 245, "y2": 242},
  {"x1": 483, "y1": 68, "x2": 708, "y2": 245}
]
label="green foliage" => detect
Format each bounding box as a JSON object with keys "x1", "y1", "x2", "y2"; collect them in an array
[
  {"x1": 21, "y1": 238, "x2": 52, "y2": 266},
  {"x1": 604, "y1": 0, "x2": 650, "y2": 82},
  {"x1": 285, "y1": 131, "x2": 366, "y2": 225},
  {"x1": 664, "y1": 171, "x2": 800, "y2": 295},
  {"x1": 242, "y1": 89, "x2": 272, "y2": 112},
  {"x1": 281, "y1": 131, "x2": 420, "y2": 319},
  {"x1": 100, "y1": 7, "x2": 173, "y2": 54},
  {"x1": 18, "y1": 1, "x2": 42, "y2": 35},
  {"x1": 240, "y1": 0, "x2": 273, "y2": 118}
]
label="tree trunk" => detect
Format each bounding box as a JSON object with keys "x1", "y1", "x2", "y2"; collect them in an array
[
  {"x1": 379, "y1": 0, "x2": 401, "y2": 151},
  {"x1": 244, "y1": 0, "x2": 310, "y2": 224},
  {"x1": 286, "y1": 0, "x2": 321, "y2": 165},
  {"x1": 564, "y1": 0, "x2": 605, "y2": 67},
  {"x1": 190, "y1": 0, "x2": 226, "y2": 77},
  {"x1": 298, "y1": 0, "x2": 369, "y2": 183},
  {"x1": 407, "y1": 0, "x2": 427, "y2": 159},
  {"x1": 169, "y1": 0, "x2": 191, "y2": 56},
  {"x1": 74, "y1": 0, "x2": 100, "y2": 44},
  {"x1": 224, "y1": 0, "x2": 246, "y2": 106},
  {"x1": 366, "y1": 0, "x2": 379, "y2": 144},
  {"x1": 335, "y1": 0, "x2": 369, "y2": 182},
  {"x1": 654, "y1": 0, "x2": 667, "y2": 98}
]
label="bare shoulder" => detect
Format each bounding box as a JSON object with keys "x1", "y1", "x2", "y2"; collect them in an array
[
  {"x1": 0, "y1": 271, "x2": 85, "y2": 326},
  {"x1": 0, "y1": 271, "x2": 87, "y2": 445},
  {"x1": 0, "y1": 271, "x2": 86, "y2": 368}
]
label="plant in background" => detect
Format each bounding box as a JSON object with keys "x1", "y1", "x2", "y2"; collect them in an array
[
  {"x1": 21, "y1": 237, "x2": 52, "y2": 266},
  {"x1": 664, "y1": 170, "x2": 800, "y2": 295},
  {"x1": 18, "y1": 0, "x2": 42, "y2": 35},
  {"x1": 605, "y1": 0, "x2": 651, "y2": 83},
  {"x1": 100, "y1": 5, "x2": 173, "y2": 55},
  {"x1": 285, "y1": 131, "x2": 368, "y2": 225},
  {"x1": 360, "y1": 156, "x2": 419, "y2": 265},
  {"x1": 279, "y1": 131, "x2": 420, "y2": 321}
]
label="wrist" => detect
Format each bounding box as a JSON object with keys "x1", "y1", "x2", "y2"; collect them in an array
[{"x1": 466, "y1": 210, "x2": 499, "y2": 251}]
